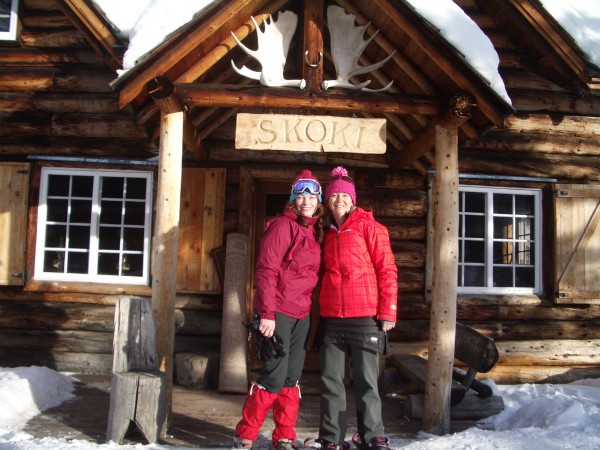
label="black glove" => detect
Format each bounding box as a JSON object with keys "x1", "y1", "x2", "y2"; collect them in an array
[
  {"x1": 257, "y1": 332, "x2": 286, "y2": 362},
  {"x1": 248, "y1": 313, "x2": 286, "y2": 362}
]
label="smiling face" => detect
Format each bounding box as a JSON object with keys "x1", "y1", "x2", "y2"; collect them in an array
[
  {"x1": 327, "y1": 192, "x2": 353, "y2": 225},
  {"x1": 294, "y1": 193, "x2": 319, "y2": 217}
]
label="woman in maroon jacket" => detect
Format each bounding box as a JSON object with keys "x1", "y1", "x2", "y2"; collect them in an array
[
  {"x1": 234, "y1": 170, "x2": 325, "y2": 450},
  {"x1": 307, "y1": 166, "x2": 397, "y2": 450}
]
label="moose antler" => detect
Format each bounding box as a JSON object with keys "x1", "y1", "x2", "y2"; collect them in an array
[
  {"x1": 231, "y1": 11, "x2": 306, "y2": 89},
  {"x1": 322, "y1": 5, "x2": 395, "y2": 92}
]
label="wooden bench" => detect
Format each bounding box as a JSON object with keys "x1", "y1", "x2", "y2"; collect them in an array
[
  {"x1": 106, "y1": 297, "x2": 167, "y2": 444},
  {"x1": 392, "y1": 322, "x2": 504, "y2": 419}
]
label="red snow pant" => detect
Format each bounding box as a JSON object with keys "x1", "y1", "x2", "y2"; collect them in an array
[{"x1": 235, "y1": 383, "x2": 300, "y2": 446}]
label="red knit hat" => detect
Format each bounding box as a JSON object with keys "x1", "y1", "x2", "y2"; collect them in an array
[
  {"x1": 324, "y1": 166, "x2": 356, "y2": 204},
  {"x1": 290, "y1": 169, "x2": 322, "y2": 202}
]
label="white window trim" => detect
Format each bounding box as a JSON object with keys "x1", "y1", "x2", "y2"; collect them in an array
[
  {"x1": 0, "y1": 0, "x2": 19, "y2": 40},
  {"x1": 34, "y1": 167, "x2": 153, "y2": 285},
  {"x1": 458, "y1": 185, "x2": 542, "y2": 295}
]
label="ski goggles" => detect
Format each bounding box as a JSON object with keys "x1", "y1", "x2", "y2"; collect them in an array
[{"x1": 291, "y1": 179, "x2": 322, "y2": 196}]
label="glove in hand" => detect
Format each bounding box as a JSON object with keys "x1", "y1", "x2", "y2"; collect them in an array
[{"x1": 249, "y1": 314, "x2": 286, "y2": 362}]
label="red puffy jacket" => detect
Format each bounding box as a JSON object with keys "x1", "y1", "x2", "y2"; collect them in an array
[
  {"x1": 319, "y1": 207, "x2": 398, "y2": 322},
  {"x1": 253, "y1": 209, "x2": 321, "y2": 320}
]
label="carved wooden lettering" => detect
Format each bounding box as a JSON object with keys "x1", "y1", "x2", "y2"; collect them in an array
[{"x1": 235, "y1": 113, "x2": 386, "y2": 153}]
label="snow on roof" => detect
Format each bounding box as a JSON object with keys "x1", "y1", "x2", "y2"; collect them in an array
[{"x1": 93, "y1": 0, "x2": 600, "y2": 105}]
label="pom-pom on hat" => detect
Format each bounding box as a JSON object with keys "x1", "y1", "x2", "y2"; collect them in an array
[
  {"x1": 324, "y1": 166, "x2": 356, "y2": 204},
  {"x1": 290, "y1": 169, "x2": 322, "y2": 202}
]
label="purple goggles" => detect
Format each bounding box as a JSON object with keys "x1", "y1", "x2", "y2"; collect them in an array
[{"x1": 291, "y1": 179, "x2": 322, "y2": 196}]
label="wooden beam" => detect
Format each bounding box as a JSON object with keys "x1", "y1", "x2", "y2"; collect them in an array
[
  {"x1": 58, "y1": 0, "x2": 123, "y2": 71},
  {"x1": 151, "y1": 109, "x2": 184, "y2": 425},
  {"x1": 390, "y1": 93, "x2": 473, "y2": 169},
  {"x1": 175, "y1": 83, "x2": 441, "y2": 114},
  {"x1": 302, "y1": 0, "x2": 324, "y2": 93},
  {"x1": 423, "y1": 125, "x2": 459, "y2": 435},
  {"x1": 370, "y1": 0, "x2": 506, "y2": 126}
]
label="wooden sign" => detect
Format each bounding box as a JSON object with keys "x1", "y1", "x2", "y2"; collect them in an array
[{"x1": 235, "y1": 113, "x2": 386, "y2": 153}]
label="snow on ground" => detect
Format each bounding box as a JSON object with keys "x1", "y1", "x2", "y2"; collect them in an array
[{"x1": 1, "y1": 366, "x2": 600, "y2": 449}]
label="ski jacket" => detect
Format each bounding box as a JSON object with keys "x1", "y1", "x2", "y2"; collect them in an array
[
  {"x1": 319, "y1": 207, "x2": 398, "y2": 323},
  {"x1": 254, "y1": 209, "x2": 321, "y2": 320}
]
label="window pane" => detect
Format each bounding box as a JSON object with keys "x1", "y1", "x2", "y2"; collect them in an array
[
  {"x1": 122, "y1": 253, "x2": 143, "y2": 276},
  {"x1": 464, "y1": 192, "x2": 485, "y2": 213},
  {"x1": 516, "y1": 267, "x2": 535, "y2": 287},
  {"x1": 70, "y1": 199, "x2": 92, "y2": 223},
  {"x1": 100, "y1": 200, "x2": 123, "y2": 224},
  {"x1": 493, "y1": 267, "x2": 513, "y2": 287},
  {"x1": 98, "y1": 253, "x2": 119, "y2": 275},
  {"x1": 72, "y1": 176, "x2": 93, "y2": 197},
  {"x1": 516, "y1": 241, "x2": 533, "y2": 265},
  {"x1": 47, "y1": 175, "x2": 70, "y2": 196},
  {"x1": 516, "y1": 217, "x2": 534, "y2": 240},
  {"x1": 124, "y1": 201, "x2": 145, "y2": 225},
  {"x1": 68, "y1": 225, "x2": 90, "y2": 249},
  {"x1": 99, "y1": 226, "x2": 121, "y2": 250},
  {"x1": 463, "y1": 266, "x2": 484, "y2": 286},
  {"x1": 493, "y1": 241, "x2": 513, "y2": 264},
  {"x1": 45, "y1": 225, "x2": 66, "y2": 247},
  {"x1": 465, "y1": 215, "x2": 485, "y2": 238},
  {"x1": 67, "y1": 252, "x2": 88, "y2": 274},
  {"x1": 493, "y1": 194, "x2": 513, "y2": 214},
  {"x1": 515, "y1": 195, "x2": 534, "y2": 215},
  {"x1": 464, "y1": 240, "x2": 484, "y2": 263},
  {"x1": 123, "y1": 227, "x2": 144, "y2": 251},
  {"x1": 494, "y1": 216, "x2": 513, "y2": 239},
  {"x1": 46, "y1": 199, "x2": 68, "y2": 222},
  {"x1": 126, "y1": 178, "x2": 147, "y2": 199},
  {"x1": 44, "y1": 251, "x2": 64, "y2": 272},
  {"x1": 102, "y1": 177, "x2": 124, "y2": 198}
]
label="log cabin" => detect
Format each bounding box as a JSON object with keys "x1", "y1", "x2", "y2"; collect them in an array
[{"x1": 1, "y1": 0, "x2": 600, "y2": 434}]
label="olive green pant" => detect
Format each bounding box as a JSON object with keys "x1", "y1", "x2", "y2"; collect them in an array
[{"x1": 318, "y1": 341, "x2": 384, "y2": 445}]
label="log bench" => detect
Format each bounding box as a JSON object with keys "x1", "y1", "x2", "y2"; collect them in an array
[{"x1": 392, "y1": 322, "x2": 504, "y2": 419}]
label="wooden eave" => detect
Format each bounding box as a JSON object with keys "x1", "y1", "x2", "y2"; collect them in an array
[
  {"x1": 472, "y1": 0, "x2": 595, "y2": 93},
  {"x1": 108, "y1": 0, "x2": 523, "y2": 170},
  {"x1": 58, "y1": 0, "x2": 125, "y2": 71}
]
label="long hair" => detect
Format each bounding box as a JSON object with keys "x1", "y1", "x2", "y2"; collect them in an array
[{"x1": 286, "y1": 201, "x2": 326, "y2": 243}]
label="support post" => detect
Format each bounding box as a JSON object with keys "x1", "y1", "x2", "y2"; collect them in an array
[
  {"x1": 423, "y1": 125, "x2": 459, "y2": 435},
  {"x1": 151, "y1": 108, "x2": 183, "y2": 428}
]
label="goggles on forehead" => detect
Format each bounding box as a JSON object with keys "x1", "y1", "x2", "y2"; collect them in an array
[{"x1": 291, "y1": 179, "x2": 322, "y2": 196}]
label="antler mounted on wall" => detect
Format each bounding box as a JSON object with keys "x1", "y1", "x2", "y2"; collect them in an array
[
  {"x1": 322, "y1": 5, "x2": 395, "y2": 92},
  {"x1": 231, "y1": 11, "x2": 306, "y2": 89}
]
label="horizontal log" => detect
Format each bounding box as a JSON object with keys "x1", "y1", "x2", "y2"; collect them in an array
[
  {"x1": 0, "y1": 329, "x2": 113, "y2": 353},
  {"x1": 407, "y1": 393, "x2": 504, "y2": 420},
  {"x1": 359, "y1": 189, "x2": 427, "y2": 218},
  {"x1": 391, "y1": 241, "x2": 425, "y2": 268},
  {"x1": 463, "y1": 131, "x2": 600, "y2": 156},
  {"x1": 0, "y1": 348, "x2": 113, "y2": 373},
  {"x1": 486, "y1": 365, "x2": 600, "y2": 384},
  {"x1": 0, "y1": 48, "x2": 104, "y2": 65},
  {"x1": 0, "y1": 92, "x2": 121, "y2": 114},
  {"x1": 459, "y1": 149, "x2": 600, "y2": 181},
  {"x1": 510, "y1": 89, "x2": 600, "y2": 115},
  {"x1": 0, "y1": 67, "x2": 114, "y2": 92},
  {"x1": 176, "y1": 83, "x2": 441, "y2": 115},
  {"x1": 355, "y1": 170, "x2": 426, "y2": 190},
  {"x1": 503, "y1": 114, "x2": 600, "y2": 139},
  {"x1": 387, "y1": 339, "x2": 600, "y2": 366},
  {"x1": 0, "y1": 137, "x2": 155, "y2": 158},
  {"x1": 22, "y1": 13, "x2": 73, "y2": 28},
  {"x1": 383, "y1": 218, "x2": 427, "y2": 241},
  {"x1": 20, "y1": 29, "x2": 88, "y2": 48}
]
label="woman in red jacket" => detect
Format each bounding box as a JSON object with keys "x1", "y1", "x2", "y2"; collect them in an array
[
  {"x1": 307, "y1": 166, "x2": 397, "y2": 450},
  {"x1": 234, "y1": 170, "x2": 325, "y2": 450}
]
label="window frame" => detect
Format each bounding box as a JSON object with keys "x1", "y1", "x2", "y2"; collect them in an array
[
  {"x1": 457, "y1": 185, "x2": 542, "y2": 295},
  {"x1": 33, "y1": 167, "x2": 153, "y2": 285},
  {"x1": 0, "y1": 0, "x2": 19, "y2": 41}
]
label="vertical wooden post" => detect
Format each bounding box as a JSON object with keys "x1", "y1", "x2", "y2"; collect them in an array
[
  {"x1": 151, "y1": 109, "x2": 183, "y2": 427},
  {"x1": 423, "y1": 125, "x2": 459, "y2": 434},
  {"x1": 303, "y1": 0, "x2": 324, "y2": 92}
]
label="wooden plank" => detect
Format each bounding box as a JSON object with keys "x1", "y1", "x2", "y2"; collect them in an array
[
  {"x1": 0, "y1": 162, "x2": 29, "y2": 286},
  {"x1": 408, "y1": 393, "x2": 504, "y2": 420},
  {"x1": 391, "y1": 355, "x2": 466, "y2": 405},
  {"x1": 200, "y1": 168, "x2": 225, "y2": 292}
]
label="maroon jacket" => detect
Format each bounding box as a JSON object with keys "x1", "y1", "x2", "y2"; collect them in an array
[
  {"x1": 254, "y1": 209, "x2": 321, "y2": 320},
  {"x1": 319, "y1": 207, "x2": 398, "y2": 322}
]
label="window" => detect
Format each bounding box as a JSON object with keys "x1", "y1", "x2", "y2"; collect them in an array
[
  {"x1": 458, "y1": 186, "x2": 541, "y2": 294},
  {"x1": 34, "y1": 168, "x2": 153, "y2": 285},
  {"x1": 0, "y1": 0, "x2": 19, "y2": 40}
]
